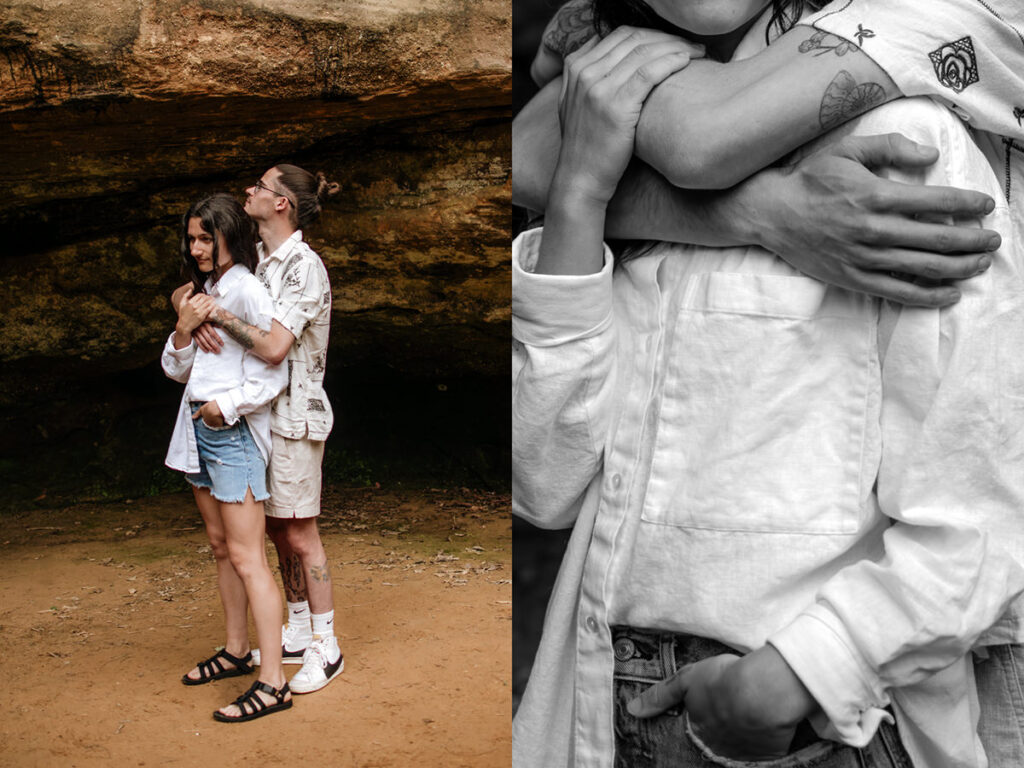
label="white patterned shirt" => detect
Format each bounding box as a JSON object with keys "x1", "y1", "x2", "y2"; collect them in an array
[{"x1": 255, "y1": 230, "x2": 333, "y2": 441}]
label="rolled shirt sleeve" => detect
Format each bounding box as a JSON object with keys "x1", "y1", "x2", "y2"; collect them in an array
[
  {"x1": 801, "y1": 0, "x2": 1024, "y2": 143},
  {"x1": 161, "y1": 333, "x2": 195, "y2": 383},
  {"x1": 273, "y1": 258, "x2": 328, "y2": 340},
  {"x1": 512, "y1": 226, "x2": 618, "y2": 529}
]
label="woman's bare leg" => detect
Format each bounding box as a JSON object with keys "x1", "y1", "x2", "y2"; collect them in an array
[
  {"x1": 217, "y1": 489, "x2": 288, "y2": 715},
  {"x1": 183, "y1": 486, "x2": 250, "y2": 681}
]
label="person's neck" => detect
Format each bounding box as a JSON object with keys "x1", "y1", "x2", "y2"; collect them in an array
[
  {"x1": 257, "y1": 219, "x2": 297, "y2": 257},
  {"x1": 686, "y1": 12, "x2": 764, "y2": 62}
]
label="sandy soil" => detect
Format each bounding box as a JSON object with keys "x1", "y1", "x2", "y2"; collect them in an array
[{"x1": 0, "y1": 486, "x2": 511, "y2": 768}]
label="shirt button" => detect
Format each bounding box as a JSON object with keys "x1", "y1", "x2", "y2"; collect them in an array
[
  {"x1": 585, "y1": 616, "x2": 598, "y2": 632},
  {"x1": 611, "y1": 474, "x2": 622, "y2": 489}
]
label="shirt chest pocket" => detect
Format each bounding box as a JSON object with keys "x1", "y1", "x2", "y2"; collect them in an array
[{"x1": 641, "y1": 272, "x2": 875, "y2": 535}]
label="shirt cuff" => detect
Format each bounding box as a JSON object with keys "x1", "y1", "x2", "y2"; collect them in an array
[
  {"x1": 511, "y1": 227, "x2": 614, "y2": 347},
  {"x1": 164, "y1": 331, "x2": 195, "y2": 357},
  {"x1": 214, "y1": 392, "x2": 240, "y2": 426},
  {"x1": 769, "y1": 606, "x2": 892, "y2": 748}
]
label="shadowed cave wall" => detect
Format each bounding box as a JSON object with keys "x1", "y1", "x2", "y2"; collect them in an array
[{"x1": 0, "y1": 0, "x2": 511, "y2": 509}]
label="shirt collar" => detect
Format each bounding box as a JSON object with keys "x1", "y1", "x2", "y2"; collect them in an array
[
  {"x1": 205, "y1": 262, "x2": 250, "y2": 297},
  {"x1": 259, "y1": 229, "x2": 304, "y2": 263}
]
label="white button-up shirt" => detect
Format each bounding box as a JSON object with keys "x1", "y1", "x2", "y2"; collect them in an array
[
  {"x1": 513, "y1": 97, "x2": 1024, "y2": 768},
  {"x1": 163, "y1": 264, "x2": 287, "y2": 473},
  {"x1": 255, "y1": 230, "x2": 333, "y2": 442}
]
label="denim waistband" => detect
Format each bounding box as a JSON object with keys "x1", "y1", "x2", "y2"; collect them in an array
[{"x1": 611, "y1": 626, "x2": 737, "y2": 683}]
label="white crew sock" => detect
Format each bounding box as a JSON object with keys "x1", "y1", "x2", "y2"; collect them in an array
[
  {"x1": 288, "y1": 601, "x2": 311, "y2": 633},
  {"x1": 311, "y1": 610, "x2": 335, "y2": 640}
]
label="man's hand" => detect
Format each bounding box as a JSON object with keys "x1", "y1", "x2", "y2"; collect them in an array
[
  {"x1": 186, "y1": 293, "x2": 226, "y2": 353},
  {"x1": 192, "y1": 400, "x2": 225, "y2": 429},
  {"x1": 748, "y1": 133, "x2": 1000, "y2": 307},
  {"x1": 192, "y1": 324, "x2": 224, "y2": 354},
  {"x1": 627, "y1": 646, "x2": 817, "y2": 761}
]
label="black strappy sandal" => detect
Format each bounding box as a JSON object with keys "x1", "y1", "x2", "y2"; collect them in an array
[
  {"x1": 212, "y1": 680, "x2": 292, "y2": 723},
  {"x1": 181, "y1": 649, "x2": 254, "y2": 686}
]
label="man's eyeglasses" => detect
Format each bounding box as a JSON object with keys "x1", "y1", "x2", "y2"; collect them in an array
[{"x1": 253, "y1": 179, "x2": 293, "y2": 206}]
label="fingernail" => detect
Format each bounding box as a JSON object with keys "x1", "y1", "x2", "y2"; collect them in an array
[
  {"x1": 983, "y1": 198, "x2": 995, "y2": 214},
  {"x1": 626, "y1": 699, "x2": 641, "y2": 717},
  {"x1": 987, "y1": 235, "x2": 1001, "y2": 251},
  {"x1": 978, "y1": 255, "x2": 992, "y2": 271}
]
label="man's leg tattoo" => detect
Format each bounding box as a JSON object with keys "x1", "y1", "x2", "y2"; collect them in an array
[
  {"x1": 282, "y1": 553, "x2": 306, "y2": 602},
  {"x1": 309, "y1": 559, "x2": 332, "y2": 584}
]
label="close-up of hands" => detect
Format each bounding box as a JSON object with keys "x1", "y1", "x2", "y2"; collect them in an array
[{"x1": 750, "y1": 133, "x2": 1000, "y2": 307}]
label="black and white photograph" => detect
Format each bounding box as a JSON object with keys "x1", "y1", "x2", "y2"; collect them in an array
[{"x1": 512, "y1": 1, "x2": 1024, "y2": 767}]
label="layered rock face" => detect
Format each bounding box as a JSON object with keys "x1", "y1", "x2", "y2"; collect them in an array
[{"x1": 0, "y1": 0, "x2": 511, "y2": 504}]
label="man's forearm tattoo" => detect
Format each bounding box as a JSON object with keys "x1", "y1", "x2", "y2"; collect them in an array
[
  {"x1": 544, "y1": 0, "x2": 596, "y2": 57},
  {"x1": 214, "y1": 308, "x2": 269, "y2": 350},
  {"x1": 309, "y1": 560, "x2": 332, "y2": 584},
  {"x1": 819, "y1": 70, "x2": 886, "y2": 131}
]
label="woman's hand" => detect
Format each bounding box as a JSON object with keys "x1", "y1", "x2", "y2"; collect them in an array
[
  {"x1": 554, "y1": 26, "x2": 703, "y2": 208},
  {"x1": 192, "y1": 400, "x2": 225, "y2": 429},
  {"x1": 627, "y1": 647, "x2": 818, "y2": 761},
  {"x1": 173, "y1": 287, "x2": 211, "y2": 348},
  {"x1": 537, "y1": 27, "x2": 702, "y2": 275}
]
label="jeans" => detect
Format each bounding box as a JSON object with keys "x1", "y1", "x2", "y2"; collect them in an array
[
  {"x1": 612, "y1": 627, "x2": 914, "y2": 768},
  {"x1": 976, "y1": 644, "x2": 1024, "y2": 768}
]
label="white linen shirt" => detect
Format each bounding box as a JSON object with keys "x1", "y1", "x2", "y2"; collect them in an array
[
  {"x1": 512, "y1": 97, "x2": 1024, "y2": 768},
  {"x1": 255, "y1": 230, "x2": 333, "y2": 442},
  {"x1": 163, "y1": 264, "x2": 287, "y2": 473}
]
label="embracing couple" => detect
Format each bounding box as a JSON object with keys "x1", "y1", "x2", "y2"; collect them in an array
[
  {"x1": 162, "y1": 164, "x2": 344, "y2": 722},
  {"x1": 513, "y1": 0, "x2": 1024, "y2": 766}
]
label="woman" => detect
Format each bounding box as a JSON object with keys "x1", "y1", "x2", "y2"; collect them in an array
[
  {"x1": 162, "y1": 193, "x2": 291, "y2": 722},
  {"x1": 512, "y1": 1, "x2": 1023, "y2": 766}
]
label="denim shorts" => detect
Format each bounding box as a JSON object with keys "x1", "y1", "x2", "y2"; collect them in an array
[
  {"x1": 186, "y1": 403, "x2": 269, "y2": 504},
  {"x1": 612, "y1": 626, "x2": 913, "y2": 768}
]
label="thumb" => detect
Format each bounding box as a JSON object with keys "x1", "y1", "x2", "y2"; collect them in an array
[
  {"x1": 192, "y1": 406, "x2": 202, "y2": 420},
  {"x1": 627, "y1": 665, "x2": 691, "y2": 719},
  {"x1": 841, "y1": 133, "x2": 939, "y2": 169}
]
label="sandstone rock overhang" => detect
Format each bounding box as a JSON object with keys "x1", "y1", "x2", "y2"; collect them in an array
[{"x1": 0, "y1": 0, "x2": 512, "y2": 400}]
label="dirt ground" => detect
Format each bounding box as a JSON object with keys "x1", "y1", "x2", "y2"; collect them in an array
[{"x1": 0, "y1": 486, "x2": 511, "y2": 768}]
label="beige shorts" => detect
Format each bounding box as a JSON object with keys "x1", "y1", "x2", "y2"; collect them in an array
[{"x1": 264, "y1": 433, "x2": 325, "y2": 519}]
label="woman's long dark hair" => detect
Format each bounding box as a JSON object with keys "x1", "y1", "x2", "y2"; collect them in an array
[
  {"x1": 591, "y1": 0, "x2": 824, "y2": 44},
  {"x1": 180, "y1": 193, "x2": 259, "y2": 295}
]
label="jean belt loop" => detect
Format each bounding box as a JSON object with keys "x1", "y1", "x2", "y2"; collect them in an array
[{"x1": 661, "y1": 634, "x2": 676, "y2": 678}]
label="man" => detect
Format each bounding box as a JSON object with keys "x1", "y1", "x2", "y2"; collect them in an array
[
  {"x1": 176, "y1": 163, "x2": 343, "y2": 694},
  {"x1": 513, "y1": 1, "x2": 1024, "y2": 766}
]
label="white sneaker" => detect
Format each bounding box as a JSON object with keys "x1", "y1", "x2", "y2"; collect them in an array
[
  {"x1": 251, "y1": 623, "x2": 313, "y2": 666},
  {"x1": 289, "y1": 636, "x2": 344, "y2": 694}
]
